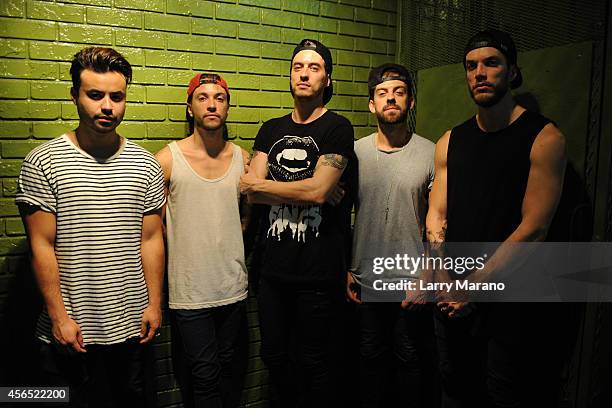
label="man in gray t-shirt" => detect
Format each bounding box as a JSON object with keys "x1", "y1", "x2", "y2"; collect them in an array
[{"x1": 347, "y1": 63, "x2": 435, "y2": 408}]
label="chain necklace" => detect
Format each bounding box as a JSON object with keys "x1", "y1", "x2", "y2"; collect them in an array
[{"x1": 374, "y1": 133, "x2": 406, "y2": 224}]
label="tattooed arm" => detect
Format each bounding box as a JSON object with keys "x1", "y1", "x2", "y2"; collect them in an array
[
  {"x1": 425, "y1": 131, "x2": 471, "y2": 317},
  {"x1": 468, "y1": 124, "x2": 566, "y2": 283},
  {"x1": 426, "y1": 131, "x2": 450, "y2": 251},
  {"x1": 240, "y1": 153, "x2": 348, "y2": 205},
  {"x1": 402, "y1": 131, "x2": 450, "y2": 309}
]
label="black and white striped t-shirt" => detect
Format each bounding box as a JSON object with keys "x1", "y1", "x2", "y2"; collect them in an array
[{"x1": 16, "y1": 135, "x2": 166, "y2": 345}]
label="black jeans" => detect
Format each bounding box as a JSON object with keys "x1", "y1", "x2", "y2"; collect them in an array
[
  {"x1": 257, "y1": 278, "x2": 343, "y2": 408},
  {"x1": 358, "y1": 302, "x2": 437, "y2": 408},
  {"x1": 174, "y1": 300, "x2": 246, "y2": 408},
  {"x1": 38, "y1": 338, "x2": 155, "y2": 408},
  {"x1": 434, "y1": 303, "x2": 570, "y2": 408}
]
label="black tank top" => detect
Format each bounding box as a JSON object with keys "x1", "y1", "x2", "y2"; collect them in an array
[{"x1": 446, "y1": 110, "x2": 551, "y2": 242}]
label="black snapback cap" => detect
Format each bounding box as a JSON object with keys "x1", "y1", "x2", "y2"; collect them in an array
[
  {"x1": 464, "y1": 29, "x2": 523, "y2": 89},
  {"x1": 368, "y1": 63, "x2": 412, "y2": 97},
  {"x1": 290, "y1": 39, "x2": 333, "y2": 104}
]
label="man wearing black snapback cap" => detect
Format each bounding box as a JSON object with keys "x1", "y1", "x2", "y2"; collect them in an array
[
  {"x1": 347, "y1": 63, "x2": 436, "y2": 408},
  {"x1": 240, "y1": 39, "x2": 354, "y2": 407},
  {"x1": 427, "y1": 29, "x2": 567, "y2": 407}
]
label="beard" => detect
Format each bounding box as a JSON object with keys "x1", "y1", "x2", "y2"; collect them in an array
[
  {"x1": 199, "y1": 121, "x2": 223, "y2": 131},
  {"x1": 292, "y1": 88, "x2": 324, "y2": 101},
  {"x1": 194, "y1": 114, "x2": 225, "y2": 131},
  {"x1": 76, "y1": 108, "x2": 119, "y2": 133},
  {"x1": 376, "y1": 106, "x2": 408, "y2": 125},
  {"x1": 193, "y1": 120, "x2": 224, "y2": 133},
  {"x1": 469, "y1": 80, "x2": 510, "y2": 108},
  {"x1": 291, "y1": 80, "x2": 326, "y2": 101}
]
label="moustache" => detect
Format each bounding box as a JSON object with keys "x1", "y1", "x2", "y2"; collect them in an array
[
  {"x1": 383, "y1": 104, "x2": 400, "y2": 111},
  {"x1": 473, "y1": 82, "x2": 494, "y2": 90}
]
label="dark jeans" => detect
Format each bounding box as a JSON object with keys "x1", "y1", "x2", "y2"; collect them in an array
[
  {"x1": 434, "y1": 303, "x2": 570, "y2": 408},
  {"x1": 257, "y1": 278, "x2": 343, "y2": 408},
  {"x1": 38, "y1": 338, "x2": 155, "y2": 408},
  {"x1": 174, "y1": 300, "x2": 246, "y2": 408},
  {"x1": 358, "y1": 302, "x2": 437, "y2": 408}
]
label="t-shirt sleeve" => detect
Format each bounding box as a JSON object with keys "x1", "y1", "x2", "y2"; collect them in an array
[
  {"x1": 144, "y1": 158, "x2": 166, "y2": 213},
  {"x1": 253, "y1": 120, "x2": 273, "y2": 154},
  {"x1": 319, "y1": 118, "x2": 354, "y2": 159},
  {"x1": 16, "y1": 156, "x2": 57, "y2": 213}
]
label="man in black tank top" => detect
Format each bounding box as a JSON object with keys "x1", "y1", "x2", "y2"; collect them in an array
[{"x1": 426, "y1": 30, "x2": 567, "y2": 407}]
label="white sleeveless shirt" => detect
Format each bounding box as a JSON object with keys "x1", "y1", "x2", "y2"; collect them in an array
[{"x1": 166, "y1": 141, "x2": 248, "y2": 309}]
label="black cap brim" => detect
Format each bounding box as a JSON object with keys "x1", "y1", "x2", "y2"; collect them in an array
[
  {"x1": 323, "y1": 81, "x2": 333, "y2": 104},
  {"x1": 510, "y1": 67, "x2": 523, "y2": 89}
]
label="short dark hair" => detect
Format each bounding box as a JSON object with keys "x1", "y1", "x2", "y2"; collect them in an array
[{"x1": 70, "y1": 47, "x2": 132, "y2": 91}]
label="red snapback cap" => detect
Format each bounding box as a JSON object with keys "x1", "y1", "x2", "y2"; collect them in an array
[{"x1": 187, "y1": 73, "x2": 230, "y2": 100}]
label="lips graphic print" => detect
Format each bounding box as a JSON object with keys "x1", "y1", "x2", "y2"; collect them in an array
[
  {"x1": 268, "y1": 135, "x2": 319, "y2": 182},
  {"x1": 266, "y1": 135, "x2": 322, "y2": 242}
]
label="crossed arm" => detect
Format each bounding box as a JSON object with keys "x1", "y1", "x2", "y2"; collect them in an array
[{"x1": 240, "y1": 150, "x2": 348, "y2": 206}]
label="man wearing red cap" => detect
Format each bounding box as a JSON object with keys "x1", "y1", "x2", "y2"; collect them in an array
[
  {"x1": 240, "y1": 39, "x2": 354, "y2": 407},
  {"x1": 156, "y1": 73, "x2": 250, "y2": 408},
  {"x1": 427, "y1": 29, "x2": 567, "y2": 407}
]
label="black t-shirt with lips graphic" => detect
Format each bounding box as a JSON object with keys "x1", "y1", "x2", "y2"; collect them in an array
[{"x1": 253, "y1": 111, "x2": 355, "y2": 286}]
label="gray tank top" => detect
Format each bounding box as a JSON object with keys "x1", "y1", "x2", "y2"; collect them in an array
[{"x1": 166, "y1": 141, "x2": 248, "y2": 309}]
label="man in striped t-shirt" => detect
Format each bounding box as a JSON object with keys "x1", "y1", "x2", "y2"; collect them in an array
[{"x1": 16, "y1": 47, "x2": 165, "y2": 407}]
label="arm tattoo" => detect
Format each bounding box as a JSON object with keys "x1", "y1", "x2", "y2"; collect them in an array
[
  {"x1": 320, "y1": 154, "x2": 348, "y2": 170},
  {"x1": 426, "y1": 221, "x2": 447, "y2": 254},
  {"x1": 426, "y1": 224, "x2": 447, "y2": 243}
]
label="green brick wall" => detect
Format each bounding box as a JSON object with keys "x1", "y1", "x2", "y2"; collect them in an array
[{"x1": 0, "y1": 0, "x2": 397, "y2": 406}]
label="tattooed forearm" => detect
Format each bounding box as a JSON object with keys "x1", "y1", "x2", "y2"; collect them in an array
[
  {"x1": 426, "y1": 221, "x2": 447, "y2": 244},
  {"x1": 426, "y1": 222, "x2": 446, "y2": 259},
  {"x1": 319, "y1": 154, "x2": 348, "y2": 170}
]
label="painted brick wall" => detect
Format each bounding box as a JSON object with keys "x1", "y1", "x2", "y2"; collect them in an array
[{"x1": 0, "y1": 0, "x2": 397, "y2": 406}]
